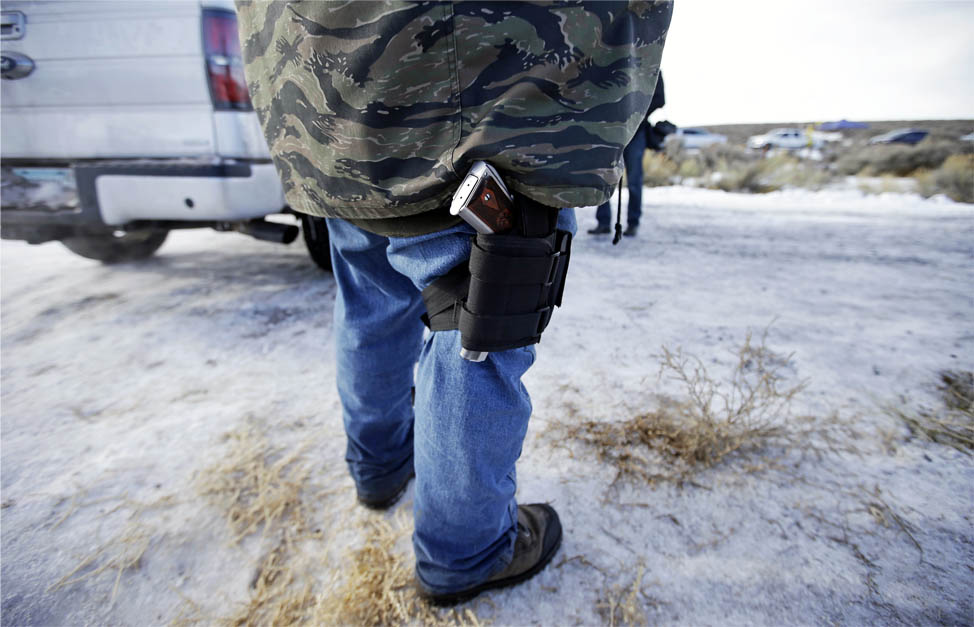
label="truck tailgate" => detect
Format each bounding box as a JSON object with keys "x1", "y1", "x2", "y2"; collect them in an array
[{"x1": 1, "y1": 0, "x2": 218, "y2": 160}]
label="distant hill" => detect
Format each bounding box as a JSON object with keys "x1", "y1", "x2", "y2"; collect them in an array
[{"x1": 687, "y1": 120, "x2": 973, "y2": 146}]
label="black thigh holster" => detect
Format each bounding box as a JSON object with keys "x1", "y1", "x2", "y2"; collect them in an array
[{"x1": 421, "y1": 228, "x2": 572, "y2": 353}]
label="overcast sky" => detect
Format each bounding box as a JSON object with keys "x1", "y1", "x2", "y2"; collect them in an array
[{"x1": 658, "y1": 0, "x2": 974, "y2": 125}]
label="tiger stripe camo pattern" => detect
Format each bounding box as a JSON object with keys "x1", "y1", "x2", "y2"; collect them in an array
[{"x1": 235, "y1": 1, "x2": 673, "y2": 220}]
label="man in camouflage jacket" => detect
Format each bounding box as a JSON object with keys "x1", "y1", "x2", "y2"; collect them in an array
[{"x1": 236, "y1": 0, "x2": 671, "y2": 604}]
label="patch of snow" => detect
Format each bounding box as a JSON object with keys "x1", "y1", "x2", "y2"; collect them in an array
[{"x1": 2, "y1": 187, "x2": 972, "y2": 625}]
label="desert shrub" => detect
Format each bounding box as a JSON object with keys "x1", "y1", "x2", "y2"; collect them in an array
[
  {"x1": 677, "y1": 157, "x2": 703, "y2": 179},
  {"x1": 835, "y1": 139, "x2": 963, "y2": 177},
  {"x1": 711, "y1": 154, "x2": 824, "y2": 193},
  {"x1": 712, "y1": 159, "x2": 780, "y2": 193},
  {"x1": 660, "y1": 143, "x2": 837, "y2": 192},
  {"x1": 695, "y1": 142, "x2": 758, "y2": 172},
  {"x1": 548, "y1": 329, "x2": 829, "y2": 485},
  {"x1": 763, "y1": 158, "x2": 834, "y2": 190},
  {"x1": 915, "y1": 154, "x2": 974, "y2": 203},
  {"x1": 857, "y1": 175, "x2": 909, "y2": 195},
  {"x1": 663, "y1": 137, "x2": 685, "y2": 162},
  {"x1": 640, "y1": 151, "x2": 678, "y2": 187}
]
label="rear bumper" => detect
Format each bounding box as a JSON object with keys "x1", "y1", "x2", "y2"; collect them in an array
[
  {"x1": 90, "y1": 160, "x2": 285, "y2": 225},
  {"x1": 1, "y1": 159, "x2": 285, "y2": 232}
]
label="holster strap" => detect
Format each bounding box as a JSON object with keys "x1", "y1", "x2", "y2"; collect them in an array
[
  {"x1": 420, "y1": 229, "x2": 572, "y2": 353},
  {"x1": 419, "y1": 262, "x2": 469, "y2": 331}
]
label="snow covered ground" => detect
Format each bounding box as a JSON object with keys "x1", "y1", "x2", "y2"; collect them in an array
[{"x1": 2, "y1": 187, "x2": 972, "y2": 626}]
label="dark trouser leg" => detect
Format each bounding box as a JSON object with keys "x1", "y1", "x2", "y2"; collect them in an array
[{"x1": 623, "y1": 123, "x2": 648, "y2": 227}]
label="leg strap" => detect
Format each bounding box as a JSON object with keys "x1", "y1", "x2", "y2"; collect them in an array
[{"x1": 421, "y1": 229, "x2": 572, "y2": 352}]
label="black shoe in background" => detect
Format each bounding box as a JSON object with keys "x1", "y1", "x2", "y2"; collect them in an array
[
  {"x1": 587, "y1": 225, "x2": 611, "y2": 235},
  {"x1": 623, "y1": 224, "x2": 639, "y2": 237},
  {"x1": 357, "y1": 471, "x2": 415, "y2": 510}
]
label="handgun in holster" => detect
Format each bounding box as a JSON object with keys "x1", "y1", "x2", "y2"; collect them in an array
[{"x1": 420, "y1": 161, "x2": 573, "y2": 362}]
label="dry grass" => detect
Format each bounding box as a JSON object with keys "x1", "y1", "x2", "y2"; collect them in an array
[
  {"x1": 224, "y1": 540, "x2": 319, "y2": 627},
  {"x1": 189, "y1": 425, "x2": 481, "y2": 627},
  {"x1": 836, "y1": 139, "x2": 965, "y2": 177},
  {"x1": 639, "y1": 151, "x2": 678, "y2": 187},
  {"x1": 197, "y1": 427, "x2": 313, "y2": 544},
  {"x1": 313, "y1": 512, "x2": 482, "y2": 627},
  {"x1": 46, "y1": 493, "x2": 180, "y2": 603},
  {"x1": 316, "y1": 514, "x2": 420, "y2": 625},
  {"x1": 219, "y1": 511, "x2": 479, "y2": 627},
  {"x1": 915, "y1": 153, "x2": 974, "y2": 203},
  {"x1": 794, "y1": 480, "x2": 926, "y2": 597},
  {"x1": 704, "y1": 119, "x2": 973, "y2": 147},
  {"x1": 886, "y1": 370, "x2": 974, "y2": 454},
  {"x1": 596, "y1": 566, "x2": 654, "y2": 627},
  {"x1": 46, "y1": 424, "x2": 320, "y2": 623},
  {"x1": 662, "y1": 144, "x2": 834, "y2": 193},
  {"x1": 549, "y1": 328, "x2": 832, "y2": 485},
  {"x1": 183, "y1": 425, "x2": 322, "y2": 625},
  {"x1": 856, "y1": 175, "x2": 911, "y2": 195},
  {"x1": 49, "y1": 522, "x2": 154, "y2": 603}
]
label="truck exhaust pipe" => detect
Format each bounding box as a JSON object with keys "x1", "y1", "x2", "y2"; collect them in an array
[{"x1": 235, "y1": 219, "x2": 299, "y2": 245}]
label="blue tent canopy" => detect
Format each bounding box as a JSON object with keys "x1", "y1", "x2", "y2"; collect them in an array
[{"x1": 818, "y1": 120, "x2": 870, "y2": 131}]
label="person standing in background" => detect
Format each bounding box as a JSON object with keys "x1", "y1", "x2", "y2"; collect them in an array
[{"x1": 589, "y1": 72, "x2": 665, "y2": 238}]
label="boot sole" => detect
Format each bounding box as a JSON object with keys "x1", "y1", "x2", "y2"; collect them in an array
[{"x1": 422, "y1": 514, "x2": 563, "y2": 607}]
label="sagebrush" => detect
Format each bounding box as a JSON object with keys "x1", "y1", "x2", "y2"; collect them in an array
[
  {"x1": 915, "y1": 154, "x2": 974, "y2": 203},
  {"x1": 549, "y1": 329, "x2": 830, "y2": 485}
]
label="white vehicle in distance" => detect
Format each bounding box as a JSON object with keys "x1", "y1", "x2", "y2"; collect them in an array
[
  {"x1": 747, "y1": 128, "x2": 822, "y2": 151},
  {"x1": 667, "y1": 127, "x2": 727, "y2": 150},
  {"x1": 0, "y1": 0, "x2": 331, "y2": 269}
]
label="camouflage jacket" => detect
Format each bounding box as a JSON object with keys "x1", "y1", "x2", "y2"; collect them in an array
[{"x1": 236, "y1": 1, "x2": 672, "y2": 235}]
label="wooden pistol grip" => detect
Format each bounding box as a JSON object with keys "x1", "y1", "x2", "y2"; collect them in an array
[{"x1": 467, "y1": 176, "x2": 515, "y2": 234}]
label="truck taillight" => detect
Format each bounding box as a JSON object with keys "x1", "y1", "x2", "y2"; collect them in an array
[{"x1": 202, "y1": 9, "x2": 251, "y2": 110}]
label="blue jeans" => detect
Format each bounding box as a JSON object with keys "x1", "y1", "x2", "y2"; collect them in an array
[
  {"x1": 326, "y1": 209, "x2": 576, "y2": 594},
  {"x1": 596, "y1": 120, "x2": 648, "y2": 228}
]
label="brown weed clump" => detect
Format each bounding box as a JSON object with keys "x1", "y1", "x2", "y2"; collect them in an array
[
  {"x1": 192, "y1": 426, "x2": 323, "y2": 625},
  {"x1": 198, "y1": 427, "x2": 312, "y2": 543},
  {"x1": 313, "y1": 512, "x2": 480, "y2": 627},
  {"x1": 836, "y1": 139, "x2": 960, "y2": 177},
  {"x1": 193, "y1": 427, "x2": 481, "y2": 627},
  {"x1": 317, "y1": 513, "x2": 421, "y2": 625},
  {"x1": 915, "y1": 153, "x2": 974, "y2": 203},
  {"x1": 553, "y1": 329, "x2": 814, "y2": 485},
  {"x1": 887, "y1": 370, "x2": 974, "y2": 454},
  {"x1": 639, "y1": 151, "x2": 679, "y2": 187}
]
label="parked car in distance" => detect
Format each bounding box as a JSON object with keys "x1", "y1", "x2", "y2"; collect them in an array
[
  {"x1": 1, "y1": 0, "x2": 331, "y2": 269},
  {"x1": 666, "y1": 127, "x2": 727, "y2": 150},
  {"x1": 747, "y1": 128, "x2": 822, "y2": 151},
  {"x1": 868, "y1": 129, "x2": 929, "y2": 145}
]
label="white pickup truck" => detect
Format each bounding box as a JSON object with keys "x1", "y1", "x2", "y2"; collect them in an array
[{"x1": 0, "y1": 0, "x2": 330, "y2": 269}]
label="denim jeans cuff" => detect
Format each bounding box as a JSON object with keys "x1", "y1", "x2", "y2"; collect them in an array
[
  {"x1": 414, "y1": 539, "x2": 515, "y2": 595},
  {"x1": 352, "y1": 452, "x2": 414, "y2": 500}
]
